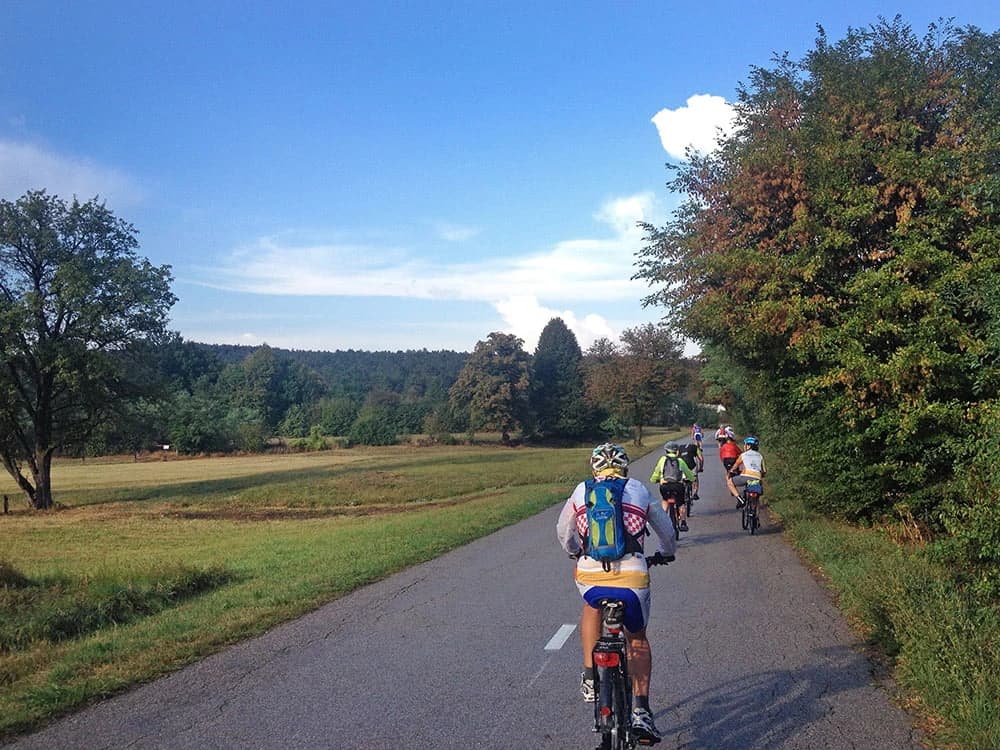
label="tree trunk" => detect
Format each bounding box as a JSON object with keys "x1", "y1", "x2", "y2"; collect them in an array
[
  {"x1": 633, "y1": 423, "x2": 644, "y2": 446},
  {"x1": 30, "y1": 449, "x2": 54, "y2": 510},
  {"x1": 0, "y1": 452, "x2": 38, "y2": 508}
]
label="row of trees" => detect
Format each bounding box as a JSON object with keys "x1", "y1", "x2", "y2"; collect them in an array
[
  {"x1": 635, "y1": 18, "x2": 999, "y2": 592},
  {"x1": 448, "y1": 319, "x2": 697, "y2": 446},
  {"x1": 1, "y1": 190, "x2": 701, "y2": 509}
]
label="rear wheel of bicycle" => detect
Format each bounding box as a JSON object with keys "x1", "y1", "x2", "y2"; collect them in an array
[
  {"x1": 668, "y1": 503, "x2": 679, "y2": 540},
  {"x1": 612, "y1": 668, "x2": 629, "y2": 750},
  {"x1": 741, "y1": 503, "x2": 749, "y2": 530}
]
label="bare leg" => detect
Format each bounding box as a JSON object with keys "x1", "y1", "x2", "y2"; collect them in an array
[
  {"x1": 580, "y1": 602, "x2": 600, "y2": 669},
  {"x1": 627, "y1": 630, "x2": 652, "y2": 697}
]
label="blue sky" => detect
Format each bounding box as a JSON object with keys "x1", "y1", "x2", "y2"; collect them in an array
[{"x1": 3, "y1": 2, "x2": 998, "y2": 354}]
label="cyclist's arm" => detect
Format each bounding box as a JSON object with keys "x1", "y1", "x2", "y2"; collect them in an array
[
  {"x1": 646, "y1": 497, "x2": 677, "y2": 558},
  {"x1": 680, "y1": 459, "x2": 695, "y2": 482},
  {"x1": 649, "y1": 457, "x2": 663, "y2": 484},
  {"x1": 556, "y1": 489, "x2": 583, "y2": 556}
]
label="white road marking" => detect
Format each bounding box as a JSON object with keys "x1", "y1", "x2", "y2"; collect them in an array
[{"x1": 544, "y1": 623, "x2": 577, "y2": 651}]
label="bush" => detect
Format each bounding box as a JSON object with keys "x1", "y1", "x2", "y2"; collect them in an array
[{"x1": 348, "y1": 407, "x2": 397, "y2": 446}]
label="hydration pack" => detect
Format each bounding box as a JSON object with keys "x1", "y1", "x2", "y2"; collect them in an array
[
  {"x1": 583, "y1": 477, "x2": 638, "y2": 570},
  {"x1": 660, "y1": 456, "x2": 683, "y2": 483}
]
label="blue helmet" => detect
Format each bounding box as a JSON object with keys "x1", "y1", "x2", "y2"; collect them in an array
[{"x1": 744, "y1": 436, "x2": 760, "y2": 449}]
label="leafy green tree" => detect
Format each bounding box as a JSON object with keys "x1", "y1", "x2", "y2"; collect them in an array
[
  {"x1": 531, "y1": 318, "x2": 592, "y2": 438},
  {"x1": 168, "y1": 393, "x2": 230, "y2": 454},
  {"x1": 635, "y1": 18, "x2": 1000, "y2": 532},
  {"x1": 584, "y1": 324, "x2": 686, "y2": 445},
  {"x1": 0, "y1": 191, "x2": 175, "y2": 508},
  {"x1": 218, "y1": 345, "x2": 325, "y2": 434},
  {"x1": 314, "y1": 396, "x2": 359, "y2": 436},
  {"x1": 348, "y1": 404, "x2": 398, "y2": 446},
  {"x1": 449, "y1": 332, "x2": 532, "y2": 444}
]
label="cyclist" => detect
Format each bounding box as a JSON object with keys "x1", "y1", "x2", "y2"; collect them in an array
[
  {"x1": 718, "y1": 433, "x2": 742, "y2": 474},
  {"x1": 691, "y1": 423, "x2": 703, "y2": 442},
  {"x1": 727, "y1": 435, "x2": 767, "y2": 506},
  {"x1": 556, "y1": 443, "x2": 675, "y2": 744},
  {"x1": 679, "y1": 441, "x2": 702, "y2": 501},
  {"x1": 692, "y1": 430, "x2": 705, "y2": 472},
  {"x1": 650, "y1": 441, "x2": 696, "y2": 532}
]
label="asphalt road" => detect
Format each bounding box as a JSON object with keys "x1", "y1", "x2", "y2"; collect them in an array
[{"x1": 3, "y1": 441, "x2": 924, "y2": 749}]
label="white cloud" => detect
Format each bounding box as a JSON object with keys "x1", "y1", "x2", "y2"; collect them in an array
[
  {"x1": 0, "y1": 139, "x2": 143, "y2": 207},
  {"x1": 651, "y1": 94, "x2": 737, "y2": 160},
  {"x1": 196, "y1": 192, "x2": 663, "y2": 351},
  {"x1": 494, "y1": 295, "x2": 616, "y2": 352},
  {"x1": 201, "y1": 192, "x2": 659, "y2": 304}
]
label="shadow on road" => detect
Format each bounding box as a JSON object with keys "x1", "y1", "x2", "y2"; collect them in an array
[{"x1": 656, "y1": 645, "x2": 881, "y2": 749}]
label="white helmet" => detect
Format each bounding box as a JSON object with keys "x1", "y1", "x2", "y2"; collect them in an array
[{"x1": 590, "y1": 443, "x2": 629, "y2": 474}]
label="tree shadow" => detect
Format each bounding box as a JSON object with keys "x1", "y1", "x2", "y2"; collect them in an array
[{"x1": 656, "y1": 645, "x2": 905, "y2": 749}]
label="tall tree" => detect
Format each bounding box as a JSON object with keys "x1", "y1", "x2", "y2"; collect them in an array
[
  {"x1": 634, "y1": 18, "x2": 1000, "y2": 525},
  {"x1": 531, "y1": 317, "x2": 591, "y2": 438},
  {"x1": 584, "y1": 323, "x2": 686, "y2": 445},
  {"x1": 0, "y1": 191, "x2": 176, "y2": 508},
  {"x1": 448, "y1": 332, "x2": 532, "y2": 444}
]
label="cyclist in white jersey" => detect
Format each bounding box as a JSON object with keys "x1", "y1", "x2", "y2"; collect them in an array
[
  {"x1": 726, "y1": 435, "x2": 767, "y2": 505},
  {"x1": 556, "y1": 443, "x2": 675, "y2": 744}
]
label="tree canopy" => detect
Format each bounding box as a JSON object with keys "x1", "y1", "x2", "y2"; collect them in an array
[
  {"x1": 635, "y1": 18, "x2": 1000, "y2": 589},
  {"x1": 584, "y1": 323, "x2": 687, "y2": 445},
  {"x1": 531, "y1": 318, "x2": 592, "y2": 438},
  {"x1": 449, "y1": 332, "x2": 532, "y2": 443},
  {"x1": 0, "y1": 191, "x2": 176, "y2": 508}
]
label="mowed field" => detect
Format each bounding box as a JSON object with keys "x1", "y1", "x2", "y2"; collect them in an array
[{"x1": 0, "y1": 437, "x2": 669, "y2": 739}]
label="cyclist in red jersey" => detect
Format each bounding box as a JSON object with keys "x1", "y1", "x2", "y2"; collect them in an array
[{"x1": 718, "y1": 436, "x2": 742, "y2": 473}]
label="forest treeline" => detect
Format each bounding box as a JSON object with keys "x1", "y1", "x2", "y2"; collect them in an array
[{"x1": 82, "y1": 320, "x2": 706, "y2": 457}]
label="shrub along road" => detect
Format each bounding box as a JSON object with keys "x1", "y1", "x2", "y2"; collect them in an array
[{"x1": 3, "y1": 443, "x2": 923, "y2": 749}]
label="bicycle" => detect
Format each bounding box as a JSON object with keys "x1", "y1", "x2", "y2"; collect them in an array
[
  {"x1": 657, "y1": 483, "x2": 684, "y2": 539},
  {"x1": 740, "y1": 479, "x2": 762, "y2": 534},
  {"x1": 589, "y1": 553, "x2": 671, "y2": 750}
]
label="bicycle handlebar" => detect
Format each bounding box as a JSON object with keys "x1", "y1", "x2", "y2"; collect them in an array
[{"x1": 568, "y1": 552, "x2": 673, "y2": 566}]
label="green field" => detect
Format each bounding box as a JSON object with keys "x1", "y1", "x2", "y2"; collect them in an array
[{"x1": 0, "y1": 436, "x2": 673, "y2": 739}]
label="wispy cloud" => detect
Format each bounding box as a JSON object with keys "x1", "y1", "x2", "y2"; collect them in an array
[
  {"x1": 651, "y1": 94, "x2": 736, "y2": 160},
  {"x1": 198, "y1": 192, "x2": 661, "y2": 351},
  {"x1": 433, "y1": 222, "x2": 481, "y2": 242},
  {"x1": 0, "y1": 139, "x2": 143, "y2": 207}
]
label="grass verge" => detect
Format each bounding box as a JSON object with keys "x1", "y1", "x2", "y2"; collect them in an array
[{"x1": 768, "y1": 463, "x2": 1000, "y2": 750}]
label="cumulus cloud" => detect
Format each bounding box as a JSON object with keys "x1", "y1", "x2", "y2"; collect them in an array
[
  {"x1": 494, "y1": 295, "x2": 616, "y2": 352},
  {"x1": 651, "y1": 94, "x2": 737, "y2": 160},
  {"x1": 0, "y1": 139, "x2": 142, "y2": 206},
  {"x1": 198, "y1": 192, "x2": 662, "y2": 350}
]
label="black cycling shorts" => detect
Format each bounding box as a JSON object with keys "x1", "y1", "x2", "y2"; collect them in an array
[{"x1": 658, "y1": 482, "x2": 686, "y2": 504}]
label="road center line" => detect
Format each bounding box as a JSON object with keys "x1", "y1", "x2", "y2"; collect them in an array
[{"x1": 544, "y1": 623, "x2": 577, "y2": 651}]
